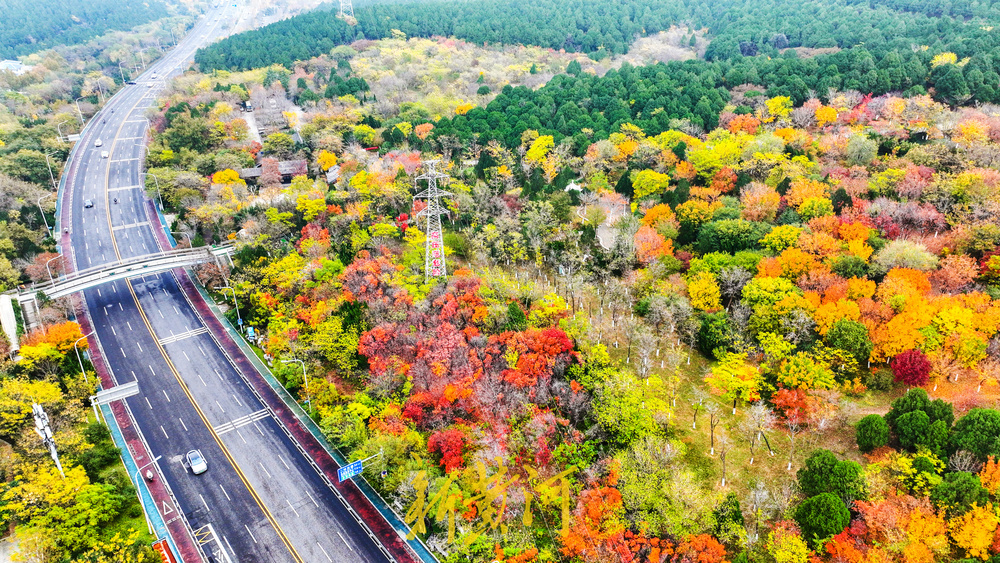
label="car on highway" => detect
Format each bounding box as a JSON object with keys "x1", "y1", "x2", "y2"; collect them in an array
[
  {"x1": 101, "y1": 151, "x2": 109, "y2": 159},
  {"x1": 83, "y1": 199, "x2": 94, "y2": 208},
  {"x1": 94, "y1": 139, "x2": 103, "y2": 147},
  {"x1": 186, "y1": 449, "x2": 208, "y2": 474}
]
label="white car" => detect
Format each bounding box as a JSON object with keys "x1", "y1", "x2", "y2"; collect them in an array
[
  {"x1": 94, "y1": 139, "x2": 103, "y2": 147},
  {"x1": 101, "y1": 151, "x2": 109, "y2": 159},
  {"x1": 186, "y1": 449, "x2": 208, "y2": 474}
]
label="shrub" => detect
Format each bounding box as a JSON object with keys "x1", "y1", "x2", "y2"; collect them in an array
[
  {"x1": 794, "y1": 493, "x2": 850, "y2": 547},
  {"x1": 863, "y1": 368, "x2": 894, "y2": 392},
  {"x1": 856, "y1": 415, "x2": 890, "y2": 453},
  {"x1": 892, "y1": 349, "x2": 932, "y2": 386}
]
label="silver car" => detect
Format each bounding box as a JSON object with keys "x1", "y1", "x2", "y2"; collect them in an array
[{"x1": 186, "y1": 449, "x2": 208, "y2": 474}]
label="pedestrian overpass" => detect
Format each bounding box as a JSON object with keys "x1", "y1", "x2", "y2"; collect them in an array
[{"x1": 6, "y1": 245, "x2": 235, "y2": 336}]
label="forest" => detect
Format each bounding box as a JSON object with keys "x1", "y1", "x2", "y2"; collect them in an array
[
  {"x1": 136, "y1": 17, "x2": 1000, "y2": 559},
  {"x1": 0, "y1": 0, "x2": 171, "y2": 59},
  {"x1": 195, "y1": 0, "x2": 1000, "y2": 72}
]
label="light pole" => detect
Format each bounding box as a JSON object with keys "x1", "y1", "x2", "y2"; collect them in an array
[
  {"x1": 74, "y1": 330, "x2": 94, "y2": 383},
  {"x1": 171, "y1": 231, "x2": 191, "y2": 246},
  {"x1": 281, "y1": 358, "x2": 310, "y2": 409},
  {"x1": 134, "y1": 455, "x2": 162, "y2": 486},
  {"x1": 36, "y1": 193, "x2": 53, "y2": 233},
  {"x1": 45, "y1": 254, "x2": 62, "y2": 283},
  {"x1": 74, "y1": 97, "x2": 86, "y2": 124},
  {"x1": 118, "y1": 61, "x2": 128, "y2": 83},
  {"x1": 141, "y1": 172, "x2": 163, "y2": 209},
  {"x1": 43, "y1": 152, "x2": 58, "y2": 191},
  {"x1": 55, "y1": 121, "x2": 70, "y2": 142},
  {"x1": 133, "y1": 455, "x2": 162, "y2": 535},
  {"x1": 220, "y1": 285, "x2": 242, "y2": 327}
]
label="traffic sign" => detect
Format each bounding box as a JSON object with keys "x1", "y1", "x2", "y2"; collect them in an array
[{"x1": 337, "y1": 460, "x2": 363, "y2": 482}]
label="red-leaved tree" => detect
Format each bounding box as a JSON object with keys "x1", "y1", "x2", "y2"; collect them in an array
[
  {"x1": 891, "y1": 349, "x2": 932, "y2": 386},
  {"x1": 427, "y1": 428, "x2": 466, "y2": 473}
]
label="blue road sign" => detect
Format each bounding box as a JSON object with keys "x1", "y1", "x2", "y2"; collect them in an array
[{"x1": 338, "y1": 460, "x2": 363, "y2": 482}]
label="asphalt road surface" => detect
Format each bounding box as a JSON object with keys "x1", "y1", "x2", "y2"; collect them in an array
[{"x1": 62, "y1": 5, "x2": 394, "y2": 562}]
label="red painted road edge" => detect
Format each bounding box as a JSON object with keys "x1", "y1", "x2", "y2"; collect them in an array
[
  {"x1": 144, "y1": 202, "x2": 418, "y2": 563},
  {"x1": 57, "y1": 147, "x2": 206, "y2": 562}
]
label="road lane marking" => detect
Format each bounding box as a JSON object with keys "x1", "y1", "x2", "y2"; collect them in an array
[
  {"x1": 145, "y1": 397, "x2": 152, "y2": 409},
  {"x1": 178, "y1": 417, "x2": 188, "y2": 431},
  {"x1": 216, "y1": 400, "x2": 225, "y2": 413},
  {"x1": 244, "y1": 525, "x2": 257, "y2": 544},
  {"x1": 162, "y1": 390, "x2": 170, "y2": 402},
  {"x1": 254, "y1": 422, "x2": 264, "y2": 436},
  {"x1": 306, "y1": 491, "x2": 318, "y2": 507},
  {"x1": 278, "y1": 455, "x2": 289, "y2": 470},
  {"x1": 213, "y1": 409, "x2": 269, "y2": 435},
  {"x1": 137, "y1": 342, "x2": 142, "y2": 352},
  {"x1": 232, "y1": 394, "x2": 242, "y2": 407},
  {"x1": 158, "y1": 327, "x2": 207, "y2": 345},
  {"x1": 149, "y1": 365, "x2": 155, "y2": 375},
  {"x1": 160, "y1": 425, "x2": 169, "y2": 439},
  {"x1": 286, "y1": 499, "x2": 299, "y2": 517},
  {"x1": 120, "y1": 347, "x2": 126, "y2": 358},
  {"x1": 182, "y1": 351, "x2": 189, "y2": 360},
  {"x1": 127, "y1": 321, "x2": 132, "y2": 330},
  {"x1": 199, "y1": 345, "x2": 206, "y2": 357},
  {"x1": 97, "y1": 288, "x2": 100, "y2": 296},
  {"x1": 219, "y1": 484, "x2": 231, "y2": 500},
  {"x1": 197, "y1": 374, "x2": 206, "y2": 386},
  {"x1": 157, "y1": 309, "x2": 163, "y2": 318},
  {"x1": 215, "y1": 368, "x2": 223, "y2": 381},
  {"x1": 318, "y1": 543, "x2": 334, "y2": 561},
  {"x1": 236, "y1": 429, "x2": 246, "y2": 443},
  {"x1": 259, "y1": 462, "x2": 271, "y2": 478},
  {"x1": 200, "y1": 494, "x2": 210, "y2": 512},
  {"x1": 111, "y1": 325, "x2": 116, "y2": 335},
  {"x1": 336, "y1": 531, "x2": 352, "y2": 552}
]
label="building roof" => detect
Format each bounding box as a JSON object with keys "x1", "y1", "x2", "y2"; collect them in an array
[{"x1": 239, "y1": 159, "x2": 308, "y2": 179}]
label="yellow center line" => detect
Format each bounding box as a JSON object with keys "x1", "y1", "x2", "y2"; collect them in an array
[{"x1": 101, "y1": 92, "x2": 304, "y2": 563}]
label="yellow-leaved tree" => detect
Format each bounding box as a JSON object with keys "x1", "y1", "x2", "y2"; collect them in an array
[{"x1": 688, "y1": 271, "x2": 722, "y2": 312}]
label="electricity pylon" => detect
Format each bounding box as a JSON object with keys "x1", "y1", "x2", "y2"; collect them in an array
[
  {"x1": 414, "y1": 161, "x2": 451, "y2": 282},
  {"x1": 338, "y1": 0, "x2": 354, "y2": 19},
  {"x1": 33, "y1": 403, "x2": 64, "y2": 478}
]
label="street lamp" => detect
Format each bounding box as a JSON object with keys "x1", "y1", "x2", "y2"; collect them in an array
[
  {"x1": 117, "y1": 61, "x2": 128, "y2": 83},
  {"x1": 43, "y1": 152, "x2": 58, "y2": 191},
  {"x1": 36, "y1": 193, "x2": 53, "y2": 233},
  {"x1": 74, "y1": 330, "x2": 95, "y2": 383},
  {"x1": 281, "y1": 358, "x2": 310, "y2": 409},
  {"x1": 73, "y1": 97, "x2": 86, "y2": 124},
  {"x1": 133, "y1": 455, "x2": 162, "y2": 535},
  {"x1": 219, "y1": 285, "x2": 242, "y2": 327},
  {"x1": 141, "y1": 172, "x2": 163, "y2": 210},
  {"x1": 45, "y1": 254, "x2": 62, "y2": 284},
  {"x1": 55, "y1": 121, "x2": 70, "y2": 142}
]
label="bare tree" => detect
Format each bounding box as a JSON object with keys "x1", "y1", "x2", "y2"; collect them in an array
[
  {"x1": 949, "y1": 450, "x2": 984, "y2": 474},
  {"x1": 785, "y1": 416, "x2": 801, "y2": 471},
  {"x1": 717, "y1": 431, "x2": 731, "y2": 487},
  {"x1": 745, "y1": 480, "x2": 773, "y2": 547},
  {"x1": 748, "y1": 401, "x2": 778, "y2": 458},
  {"x1": 634, "y1": 328, "x2": 658, "y2": 382},
  {"x1": 739, "y1": 416, "x2": 761, "y2": 466},
  {"x1": 707, "y1": 402, "x2": 722, "y2": 455},
  {"x1": 663, "y1": 374, "x2": 682, "y2": 409},
  {"x1": 691, "y1": 387, "x2": 709, "y2": 430}
]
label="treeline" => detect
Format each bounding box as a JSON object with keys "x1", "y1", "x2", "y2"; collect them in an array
[
  {"x1": 0, "y1": 0, "x2": 169, "y2": 58},
  {"x1": 424, "y1": 44, "x2": 1000, "y2": 151},
  {"x1": 195, "y1": 0, "x2": 1000, "y2": 71}
]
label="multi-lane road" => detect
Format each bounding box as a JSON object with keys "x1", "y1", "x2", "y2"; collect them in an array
[{"x1": 59, "y1": 5, "x2": 396, "y2": 562}]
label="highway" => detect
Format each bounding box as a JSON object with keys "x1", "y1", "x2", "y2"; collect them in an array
[{"x1": 60, "y1": 4, "x2": 396, "y2": 562}]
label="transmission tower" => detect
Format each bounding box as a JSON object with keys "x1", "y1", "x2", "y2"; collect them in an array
[
  {"x1": 338, "y1": 0, "x2": 355, "y2": 19},
  {"x1": 414, "y1": 161, "x2": 452, "y2": 282},
  {"x1": 33, "y1": 403, "x2": 64, "y2": 478}
]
